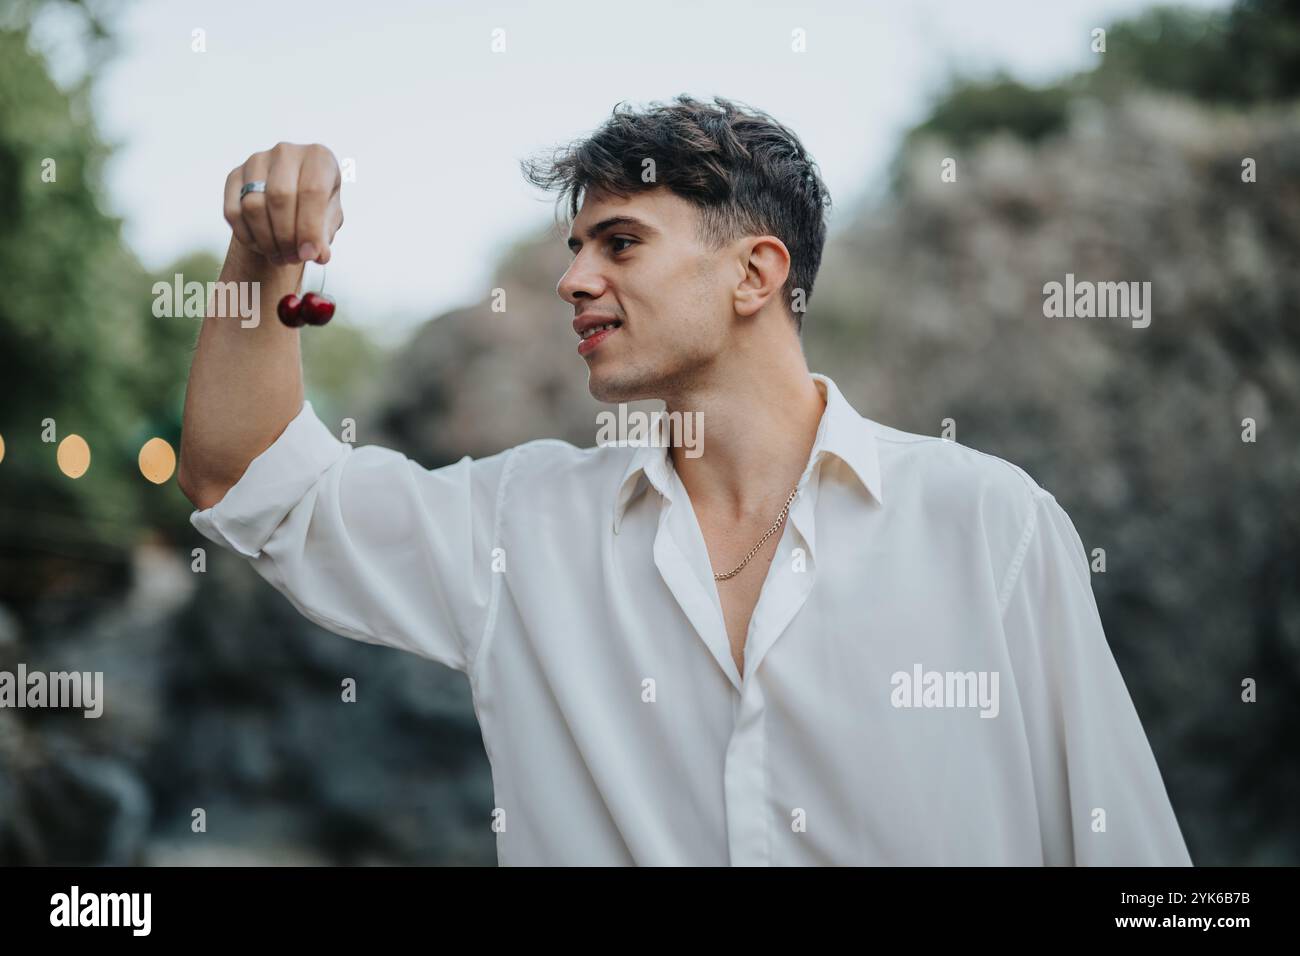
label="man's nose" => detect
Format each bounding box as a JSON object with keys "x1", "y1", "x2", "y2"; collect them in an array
[{"x1": 557, "y1": 254, "x2": 605, "y2": 304}]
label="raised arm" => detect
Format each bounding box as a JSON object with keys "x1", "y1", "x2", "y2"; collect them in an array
[{"x1": 177, "y1": 142, "x2": 344, "y2": 510}]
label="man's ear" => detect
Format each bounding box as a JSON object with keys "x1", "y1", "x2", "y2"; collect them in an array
[{"x1": 733, "y1": 236, "x2": 791, "y2": 318}]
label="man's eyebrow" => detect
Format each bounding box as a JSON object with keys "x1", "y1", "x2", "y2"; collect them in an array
[{"x1": 566, "y1": 216, "x2": 658, "y2": 252}]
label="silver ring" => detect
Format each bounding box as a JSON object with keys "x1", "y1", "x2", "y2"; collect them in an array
[{"x1": 240, "y1": 180, "x2": 267, "y2": 200}]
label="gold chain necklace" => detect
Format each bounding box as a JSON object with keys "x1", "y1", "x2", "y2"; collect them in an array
[{"x1": 713, "y1": 482, "x2": 800, "y2": 581}]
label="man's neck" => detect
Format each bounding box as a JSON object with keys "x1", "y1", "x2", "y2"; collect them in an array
[{"x1": 664, "y1": 350, "x2": 826, "y2": 523}]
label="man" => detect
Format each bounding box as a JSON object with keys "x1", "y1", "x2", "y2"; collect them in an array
[{"x1": 179, "y1": 95, "x2": 1192, "y2": 866}]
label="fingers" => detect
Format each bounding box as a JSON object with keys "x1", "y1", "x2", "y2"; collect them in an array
[
  {"x1": 294, "y1": 146, "x2": 341, "y2": 264},
  {"x1": 263, "y1": 142, "x2": 301, "y2": 264},
  {"x1": 223, "y1": 166, "x2": 257, "y2": 251},
  {"x1": 237, "y1": 151, "x2": 278, "y2": 261}
]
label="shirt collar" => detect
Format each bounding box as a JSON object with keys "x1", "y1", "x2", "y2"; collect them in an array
[{"x1": 612, "y1": 372, "x2": 884, "y2": 534}]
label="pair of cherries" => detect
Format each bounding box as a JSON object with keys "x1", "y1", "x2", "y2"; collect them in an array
[{"x1": 278, "y1": 292, "x2": 335, "y2": 327}]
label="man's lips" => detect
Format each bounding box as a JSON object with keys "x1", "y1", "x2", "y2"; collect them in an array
[
  {"x1": 574, "y1": 314, "x2": 622, "y2": 357},
  {"x1": 577, "y1": 323, "x2": 620, "y2": 356}
]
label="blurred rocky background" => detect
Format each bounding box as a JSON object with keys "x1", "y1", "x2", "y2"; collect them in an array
[{"x1": 0, "y1": 0, "x2": 1296, "y2": 864}]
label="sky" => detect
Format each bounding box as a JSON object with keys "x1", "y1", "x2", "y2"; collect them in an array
[{"x1": 30, "y1": 0, "x2": 1229, "y2": 344}]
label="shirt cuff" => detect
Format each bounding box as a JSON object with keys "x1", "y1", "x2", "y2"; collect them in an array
[{"x1": 189, "y1": 399, "x2": 349, "y2": 559}]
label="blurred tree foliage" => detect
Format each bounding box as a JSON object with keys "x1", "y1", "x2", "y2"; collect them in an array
[
  {"x1": 908, "y1": 76, "x2": 1074, "y2": 150},
  {"x1": 1094, "y1": 0, "x2": 1300, "y2": 102},
  {"x1": 908, "y1": 0, "x2": 1300, "y2": 160},
  {"x1": 0, "y1": 4, "x2": 210, "y2": 615}
]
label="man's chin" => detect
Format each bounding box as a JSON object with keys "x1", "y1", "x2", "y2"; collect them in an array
[{"x1": 587, "y1": 367, "x2": 654, "y2": 405}]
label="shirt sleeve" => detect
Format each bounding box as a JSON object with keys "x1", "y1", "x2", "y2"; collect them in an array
[
  {"x1": 1000, "y1": 489, "x2": 1192, "y2": 866},
  {"x1": 189, "y1": 399, "x2": 512, "y2": 673}
]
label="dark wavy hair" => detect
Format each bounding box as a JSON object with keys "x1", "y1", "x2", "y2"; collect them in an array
[{"x1": 520, "y1": 94, "x2": 831, "y2": 330}]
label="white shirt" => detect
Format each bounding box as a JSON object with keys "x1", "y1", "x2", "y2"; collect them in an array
[{"x1": 190, "y1": 373, "x2": 1192, "y2": 866}]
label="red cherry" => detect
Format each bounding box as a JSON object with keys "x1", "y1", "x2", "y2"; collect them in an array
[
  {"x1": 300, "y1": 292, "x2": 335, "y2": 326},
  {"x1": 277, "y1": 294, "x2": 305, "y2": 327}
]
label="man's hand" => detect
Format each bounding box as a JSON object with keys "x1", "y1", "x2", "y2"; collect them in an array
[{"x1": 223, "y1": 142, "x2": 344, "y2": 266}]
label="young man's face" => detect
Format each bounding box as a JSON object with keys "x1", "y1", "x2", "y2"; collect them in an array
[{"x1": 558, "y1": 186, "x2": 736, "y2": 404}]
